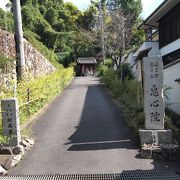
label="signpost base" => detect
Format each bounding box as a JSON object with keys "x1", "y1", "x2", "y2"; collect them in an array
[{"x1": 139, "y1": 129, "x2": 172, "y2": 145}]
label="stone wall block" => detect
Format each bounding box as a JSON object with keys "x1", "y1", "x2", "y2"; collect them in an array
[{"x1": 0, "y1": 29, "x2": 56, "y2": 88}]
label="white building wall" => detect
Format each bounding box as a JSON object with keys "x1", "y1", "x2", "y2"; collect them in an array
[
  {"x1": 123, "y1": 52, "x2": 135, "y2": 64},
  {"x1": 146, "y1": 42, "x2": 160, "y2": 57},
  {"x1": 133, "y1": 42, "x2": 160, "y2": 81},
  {"x1": 160, "y1": 38, "x2": 180, "y2": 56},
  {"x1": 134, "y1": 41, "x2": 160, "y2": 57},
  {"x1": 133, "y1": 40, "x2": 180, "y2": 115},
  {"x1": 159, "y1": 38, "x2": 180, "y2": 114},
  {"x1": 128, "y1": 52, "x2": 134, "y2": 64},
  {"x1": 132, "y1": 63, "x2": 138, "y2": 79},
  {"x1": 164, "y1": 62, "x2": 180, "y2": 115}
]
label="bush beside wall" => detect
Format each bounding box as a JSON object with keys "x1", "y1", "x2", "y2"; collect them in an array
[
  {"x1": 101, "y1": 67, "x2": 180, "y2": 141},
  {"x1": 0, "y1": 67, "x2": 74, "y2": 142},
  {"x1": 101, "y1": 68, "x2": 144, "y2": 135}
]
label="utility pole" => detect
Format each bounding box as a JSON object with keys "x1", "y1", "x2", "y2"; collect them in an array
[
  {"x1": 13, "y1": 0, "x2": 25, "y2": 80},
  {"x1": 99, "y1": 1, "x2": 106, "y2": 64}
]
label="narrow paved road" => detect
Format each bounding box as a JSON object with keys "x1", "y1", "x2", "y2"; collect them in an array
[{"x1": 10, "y1": 77, "x2": 180, "y2": 175}]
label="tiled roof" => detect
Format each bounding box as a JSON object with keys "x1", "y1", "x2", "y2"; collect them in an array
[{"x1": 77, "y1": 57, "x2": 97, "y2": 64}]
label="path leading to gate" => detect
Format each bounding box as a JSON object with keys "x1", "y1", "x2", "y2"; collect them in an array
[{"x1": 10, "y1": 77, "x2": 180, "y2": 175}]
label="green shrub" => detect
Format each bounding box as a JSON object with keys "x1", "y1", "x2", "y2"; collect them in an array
[
  {"x1": 98, "y1": 65, "x2": 109, "y2": 76},
  {"x1": 165, "y1": 108, "x2": 180, "y2": 142},
  {"x1": 120, "y1": 63, "x2": 134, "y2": 80},
  {"x1": 0, "y1": 55, "x2": 15, "y2": 73},
  {"x1": 101, "y1": 67, "x2": 144, "y2": 134},
  {"x1": 17, "y1": 67, "x2": 74, "y2": 124},
  {"x1": 104, "y1": 59, "x2": 112, "y2": 68},
  {"x1": 0, "y1": 67, "x2": 74, "y2": 143},
  {"x1": 0, "y1": 8, "x2": 14, "y2": 32},
  {"x1": 101, "y1": 66, "x2": 180, "y2": 141}
]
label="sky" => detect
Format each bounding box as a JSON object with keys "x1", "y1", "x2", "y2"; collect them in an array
[
  {"x1": 0, "y1": 0, "x2": 9, "y2": 10},
  {"x1": 0, "y1": 0, "x2": 164, "y2": 19},
  {"x1": 141, "y1": 0, "x2": 164, "y2": 19}
]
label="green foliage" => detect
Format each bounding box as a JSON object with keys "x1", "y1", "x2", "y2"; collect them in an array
[
  {"x1": 131, "y1": 25, "x2": 145, "y2": 49},
  {"x1": 107, "y1": 0, "x2": 142, "y2": 22},
  {"x1": 0, "y1": 55, "x2": 14, "y2": 73},
  {"x1": 101, "y1": 67, "x2": 144, "y2": 134},
  {"x1": 120, "y1": 63, "x2": 134, "y2": 80},
  {"x1": 163, "y1": 85, "x2": 173, "y2": 101},
  {"x1": 45, "y1": 7, "x2": 58, "y2": 26},
  {"x1": 17, "y1": 67, "x2": 74, "y2": 125},
  {"x1": 0, "y1": 134, "x2": 10, "y2": 145},
  {"x1": 63, "y1": 2, "x2": 80, "y2": 31},
  {"x1": 69, "y1": 29, "x2": 100, "y2": 59},
  {"x1": 21, "y1": 5, "x2": 51, "y2": 33},
  {"x1": 0, "y1": 0, "x2": 99, "y2": 66},
  {"x1": 165, "y1": 113, "x2": 180, "y2": 142},
  {"x1": 104, "y1": 59, "x2": 113, "y2": 67},
  {"x1": 39, "y1": 5, "x2": 46, "y2": 16},
  {"x1": 98, "y1": 64, "x2": 109, "y2": 76},
  {"x1": 0, "y1": 67, "x2": 74, "y2": 143},
  {"x1": 165, "y1": 108, "x2": 180, "y2": 128},
  {"x1": 20, "y1": 0, "x2": 92, "y2": 65},
  {"x1": 104, "y1": 0, "x2": 144, "y2": 56},
  {"x1": 77, "y1": 6, "x2": 97, "y2": 30},
  {"x1": 0, "y1": 8, "x2": 14, "y2": 32},
  {"x1": 57, "y1": 51, "x2": 72, "y2": 67}
]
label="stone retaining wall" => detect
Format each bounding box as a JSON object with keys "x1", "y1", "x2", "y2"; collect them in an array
[
  {"x1": 0, "y1": 29, "x2": 56, "y2": 88},
  {"x1": 23, "y1": 39, "x2": 56, "y2": 79}
]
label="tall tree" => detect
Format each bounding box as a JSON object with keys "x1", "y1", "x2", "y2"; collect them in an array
[
  {"x1": 93, "y1": 0, "x2": 144, "y2": 71},
  {"x1": 107, "y1": 0, "x2": 142, "y2": 22},
  {"x1": 77, "y1": 6, "x2": 97, "y2": 31},
  {"x1": 104, "y1": 8, "x2": 133, "y2": 68}
]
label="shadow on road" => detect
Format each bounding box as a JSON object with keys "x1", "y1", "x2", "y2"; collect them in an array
[
  {"x1": 66, "y1": 78, "x2": 180, "y2": 173},
  {"x1": 66, "y1": 80, "x2": 138, "y2": 151}
]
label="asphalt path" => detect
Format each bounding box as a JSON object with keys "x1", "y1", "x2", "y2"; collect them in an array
[{"x1": 9, "y1": 77, "x2": 180, "y2": 175}]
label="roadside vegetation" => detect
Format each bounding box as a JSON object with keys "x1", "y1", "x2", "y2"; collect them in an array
[
  {"x1": 0, "y1": 0, "x2": 145, "y2": 67},
  {"x1": 0, "y1": 65, "x2": 74, "y2": 143},
  {"x1": 100, "y1": 62, "x2": 180, "y2": 141},
  {"x1": 0, "y1": 0, "x2": 101, "y2": 67},
  {"x1": 0, "y1": 0, "x2": 144, "y2": 143},
  {"x1": 100, "y1": 63, "x2": 144, "y2": 135},
  {"x1": 0, "y1": 54, "x2": 14, "y2": 72},
  {"x1": 1, "y1": 0, "x2": 179, "y2": 145}
]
